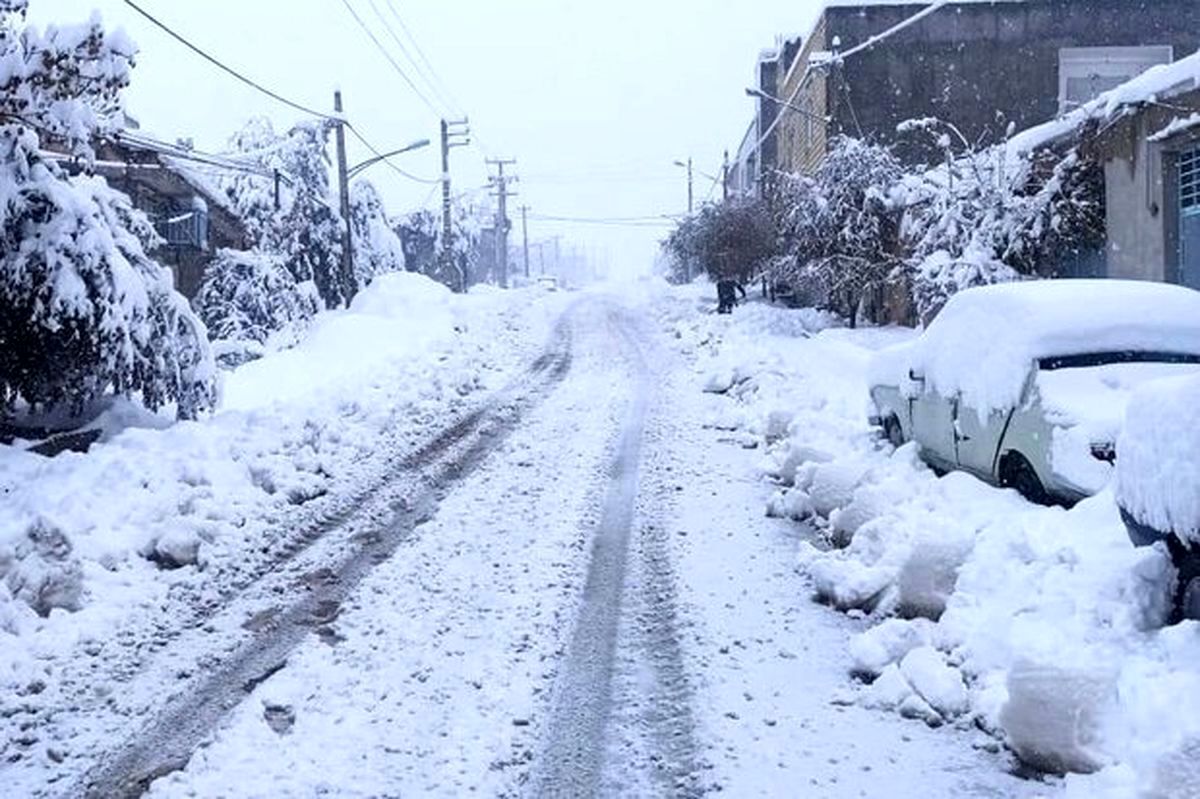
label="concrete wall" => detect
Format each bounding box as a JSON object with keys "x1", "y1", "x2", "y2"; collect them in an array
[
  {"x1": 1105, "y1": 145, "x2": 1169, "y2": 282},
  {"x1": 821, "y1": 0, "x2": 1200, "y2": 161},
  {"x1": 1093, "y1": 88, "x2": 1200, "y2": 284}
]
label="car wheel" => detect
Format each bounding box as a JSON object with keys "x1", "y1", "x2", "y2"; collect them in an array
[
  {"x1": 1000, "y1": 452, "x2": 1051, "y2": 506},
  {"x1": 882, "y1": 416, "x2": 905, "y2": 448},
  {"x1": 1170, "y1": 541, "x2": 1200, "y2": 623}
]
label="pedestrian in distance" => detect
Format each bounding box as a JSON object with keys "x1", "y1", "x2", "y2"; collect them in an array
[{"x1": 717, "y1": 278, "x2": 748, "y2": 314}]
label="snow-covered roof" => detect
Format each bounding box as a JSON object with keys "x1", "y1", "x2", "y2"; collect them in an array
[
  {"x1": 872, "y1": 279, "x2": 1200, "y2": 413},
  {"x1": 1008, "y1": 50, "x2": 1200, "y2": 156}
]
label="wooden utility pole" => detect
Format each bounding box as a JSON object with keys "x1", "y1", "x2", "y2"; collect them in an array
[
  {"x1": 486, "y1": 158, "x2": 517, "y2": 288},
  {"x1": 686, "y1": 156, "x2": 694, "y2": 215},
  {"x1": 520, "y1": 205, "x2": 530, "y2": 279},
  {"x1": 440, "y1": 118, "x2": 470, "y2": 291},
  {"x1": 722, "y1": 149, "x2": 730, "y2": 202},
  {"x1": 334, "y1": 90, "x2": 354, "y2": 304}
]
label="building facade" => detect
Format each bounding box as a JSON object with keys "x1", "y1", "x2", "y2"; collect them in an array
[
  {"x1": 1089, "y1": 84, "x2": 1200, "y2": 290},
  {"x1": 774, "y1": 0, "x2": 1200, "y2": 175}
]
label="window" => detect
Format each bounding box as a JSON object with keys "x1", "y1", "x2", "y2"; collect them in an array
[
  {"x1": 1058, "y1": 46, "x2": 1174, "y2": 113},
  {"x1": 1181, "y1": 147, "x2": 1200, "y2": 217}
]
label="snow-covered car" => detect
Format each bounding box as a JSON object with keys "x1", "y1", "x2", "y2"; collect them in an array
[
  {"x1": 537, "y1": 275, "x2": 559, "y2": 291},
  {"x1": 868, "y1": 280, "x2": 1200, "y2": 504},
  {"x1": 1117, "y1": 375, "x2": 1200, "y2": 619}
]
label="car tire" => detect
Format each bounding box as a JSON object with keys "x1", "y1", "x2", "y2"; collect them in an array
[
  {"x1": 882, "y1": 416, "x2": 906, "y2": 449},
  {"x1": 1000, "y1": 452, "x2": 1051, "y2": 506},
  {"x1": 1169, "y1": 539, "x2": 1200, "y2": 623}
]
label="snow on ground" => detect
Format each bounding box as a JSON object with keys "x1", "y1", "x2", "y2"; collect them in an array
[
  {"x1": 665, "y1": 282, "x2": 1200, "y2": 798},
  {"x1": 638, "y1": 282, "x2": 1037, "y2": 798},
  {"x1": 0, "y1": 274, "x2": 564, "y2": 774},
  {"x1": 144, "y1": 296, "x2": 640, "y2": 797}
]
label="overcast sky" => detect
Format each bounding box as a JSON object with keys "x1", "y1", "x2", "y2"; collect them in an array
[{"x1": 29, "y1": 0, "x2": 827, "y2": 279}]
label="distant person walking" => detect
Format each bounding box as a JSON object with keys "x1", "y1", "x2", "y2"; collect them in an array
[{"x1": 716, "y1": 278, "x2": 747, "y2": 314}]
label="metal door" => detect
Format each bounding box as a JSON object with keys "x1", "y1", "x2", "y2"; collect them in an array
[
  {"x1": 1181, "y1": 148, "x2": 1200, "y2": 290},
  {"x1": 910, "y1": 386, "x2": 958, "y2": 472}
]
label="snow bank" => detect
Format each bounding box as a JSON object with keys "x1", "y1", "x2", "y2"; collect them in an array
[
  {"x1": 1117, "y1": 374, "x2": 1200, "y2": 544},
  {"x1": 674, "y1": 284, "x2": 1200, "y2": 796},
  {"x1": 0, "y1": 275, "x2": 556, "y2": 694},
  {"x1": 871, "y1": 280, "x2": 1200, "y2": 414}
]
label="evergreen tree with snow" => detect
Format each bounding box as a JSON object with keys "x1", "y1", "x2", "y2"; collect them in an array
[
  {"x1": 194, "y1": 250, "x2": 321, "y2": 364},
  {"x1": 349, "y1": 179, "x2": 405, "y2": 289},
  {"x1": 0, "y1": 0, "x2": 216, "y2": 421},
  {"x1": 219, "y1": 117, "x2": 346, "y2": 309}
]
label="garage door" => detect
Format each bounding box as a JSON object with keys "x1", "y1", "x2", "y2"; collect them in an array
[{"x1": 1182, "y1": 147, "x2": 1200, "y2": 290}]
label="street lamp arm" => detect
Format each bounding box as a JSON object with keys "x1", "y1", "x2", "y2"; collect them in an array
[{"x1": 347, "y1": 138, "x2": 431, "y2": 178}]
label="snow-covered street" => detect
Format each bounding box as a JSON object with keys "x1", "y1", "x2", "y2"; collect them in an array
[
  {"x1": 4, "y1": 281, "x2": 1066, "y2": 798},
  {"x1": 9, "y1": 1, "x2": 1200, "y2": 796}
]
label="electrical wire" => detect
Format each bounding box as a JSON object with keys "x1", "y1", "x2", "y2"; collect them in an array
[
  {"x1": 122, "y1": 0, "x2": 335, "y2": 123},
  {"x1": 367, "y1": 0, "x2": 457, "y2": 118},
  {"x1": 345, "y1": 126, "x2": 440, "y2": 184},
  {"x1": 754, "y1": 0, "x2": 951, "y2": 152},
  {"x1": 384, "y1": 0, "x2": 465, "y2": 117},
  {"x1": 120, "y1": 0, "x2": 439, "y2": 185},
  {"x1": 339, "y1": 0, "x2": 442, "y2": 119}
]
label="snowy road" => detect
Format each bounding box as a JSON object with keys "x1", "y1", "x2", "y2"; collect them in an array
[{"x1": 28, "y1": 291, "x2": 1040, "y2": 798}]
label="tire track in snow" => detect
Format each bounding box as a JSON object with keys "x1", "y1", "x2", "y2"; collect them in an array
[
  {"x1": 532, "y1": 308, "x2": 705, "y2": 798},
  {"x1": 78, "y1": 314, "x2": 576, "y2": 799}
]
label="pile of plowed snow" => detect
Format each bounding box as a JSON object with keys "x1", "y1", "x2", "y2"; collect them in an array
[{"x1": 668, "y1": 285, "x2": 1200, "y2": 798}]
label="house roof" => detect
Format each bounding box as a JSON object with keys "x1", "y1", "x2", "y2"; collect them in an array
[{"x1": 1007, "y1": 49, "x2": 1200, "y2": 156}]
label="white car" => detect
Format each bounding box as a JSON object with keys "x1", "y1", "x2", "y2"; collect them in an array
[{"x1": 869, "y1": 280, "x2": 1200, "y2": 504}]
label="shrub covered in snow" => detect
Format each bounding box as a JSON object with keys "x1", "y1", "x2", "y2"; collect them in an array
[
  {"x1": 194, "y1": 249, "x2": 321, "y2": 359},
  {"x1": 771, "y1": 137, "x2": 904, "y2": 324},
  {"x1": 662, "y1": 197, "x2": 777, "y2": 285},
  {"x1": 0, "y1": 1, "x2": 216, "y2": 421},
  {"x1": 898, "y1": 119, "x2": 1105, "y2": 321},
  {"x1": 349, "y1": 179, "x2": 406, "y2": 287}
]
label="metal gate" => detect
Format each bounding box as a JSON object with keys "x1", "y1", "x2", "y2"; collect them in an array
[{"x1": 1181, "y1": 147, "x2": 1200, "y2": 289}]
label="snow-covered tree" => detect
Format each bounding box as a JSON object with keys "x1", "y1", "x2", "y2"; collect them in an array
[
  {"x1": 772, "y1": 137, "x2": 904, "y2": 324},
  {"x1": 897, "y1": 118, "x2": 1105, "y2": 320},
  {"x1": 0, "y1": 1, "x2": 216, "y2": 421},
  {"x1": 663, "y1": 198, "x2": 776, "y2": 284},
  {"x1": 220, "y1": 117, "x2": 346, "y2": 309},
  {"x1": 194, "y1": 249, "x2": 320, "y2": 363},
  {"x1": 349, "y1": 179, "x2": 405, "y2": 288},
  {"x1": 395, "y1": 209, "x2": 438, "y2": 276}
]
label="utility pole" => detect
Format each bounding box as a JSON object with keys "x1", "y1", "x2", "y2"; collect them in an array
[
  {"x1": 520, "y1": 205, "x2": 530, "y2": 279},
  {"x1": 334, "y1": 90, "x2": 354, "y2": 304},
  {"x1": 722, "y1": 150, "x2": 730, "y2": 203},
  {"x1": 687, "y1": 156, "x2": 694, "y2": 215},
  {"x1": 486, "y1": 158, "x2": 518, "y2": 288},
  {"x1": 440, "y1": 118, "x2": 470, "y2": 291}
]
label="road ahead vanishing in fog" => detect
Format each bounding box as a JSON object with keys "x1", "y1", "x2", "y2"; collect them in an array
[{"x1": 49, "y1": 295, "x2": 1033, "y2": 798}]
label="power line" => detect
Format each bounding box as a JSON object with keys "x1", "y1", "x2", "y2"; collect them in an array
[
  {"x1": 122, "y1": 0, "x2": 334, "y2": 123},
  {"x1": 346, "y1": 125, "x2": 440, "y2": 184},
  {"x1": 121, "y1": 0, "x2": 437, "y2": 185},
  {"x1": 367, "y1": 0, "x2": 457, "y2": 118},
  {"x1": 754, "y1": 0, "x2": 950, "y2": 152},
  {"x1": 383, "y1": 0, "x2": 465, "y2": 116},
  {"x1": 528, "y1": 213, "x2": 678, "y2": 228},
  {"x1": 339, "y1": 0, "x2": 442, "y2": 119}
]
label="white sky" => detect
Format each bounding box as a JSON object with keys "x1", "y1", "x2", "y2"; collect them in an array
[{"x1": 28, "y1": 0, "x2": 827, "y2": 279}]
